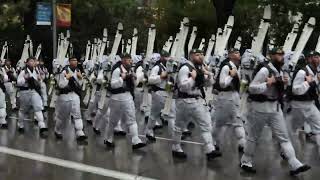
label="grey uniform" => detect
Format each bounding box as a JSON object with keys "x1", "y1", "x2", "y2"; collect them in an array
[
  {"x1": 92, "y1": 69, "x2": 111, "y2": 131},
  {"x1": 54, "y1": 67, "x2": 85, "y2": 137},
  {"x1": 135, "y1": 64, "x2": 152, "y2": 118},
  {"x1": 36, "y1": 66, "x2": 49, "y2": 107},
  {"x1": 4, "y1": 65, "x2": 17, "y2": 109},
  {"x1": 104, "y1": 65, "x2": 143, "y2": 145},
  {"x1": 85, "y1": 72, "x2": 101, "y2": 122},
  {"x1": 0, "y1": 68, "x2": 9, "y2": 125},
  {"x1": 145, "y1": 62, "x2": 176, "y2": 137},
  {"x1": 172, "y1": 61, "x2": 216, "y2": 154},
  {"x1": 289, "y1": 65, "x2": 320, "y2": 151},
  {"x1": 213, "y1": 61, "x2": 246, "y2": 149},
  {"x1": 17, "y1": 67, "x2": 46, "y2": 129},
  {"x1": 241, "y1": 62, "x2": 305, "y2": 170}
]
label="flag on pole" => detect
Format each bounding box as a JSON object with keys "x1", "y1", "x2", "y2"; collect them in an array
[{"x1": 56, "y1": 3, "x2": 71, "y2": 27}]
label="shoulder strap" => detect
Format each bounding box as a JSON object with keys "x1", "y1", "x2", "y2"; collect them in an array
[
  {"x1": 154, "y1": 61, "x2": 164, "y2": 75},
  {"x1": 264, "y1": 63, "x2": 273, "y2": 77},
  {"x1": 179, "y1": 63, "x2": 194, "y2": 72},
  {"x1": 63, "y1": 66, "x2": 69, "y2": 74},
  {"x1": 111, "y1": 61, "x2": 122, "y2": 74},
  {"x1": 134, "y1": 61, "x2": 143, "y2": 72}
]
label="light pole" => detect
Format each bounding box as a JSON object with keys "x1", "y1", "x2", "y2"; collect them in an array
[{"x1": 52, "y1": 0, "x2": 57, "y2": 59}]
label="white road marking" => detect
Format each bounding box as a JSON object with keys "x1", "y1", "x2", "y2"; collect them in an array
[
  {"x1": 8, "y1": 116, "x2": 204, "y2": 145},
  {"x1": 0, "y1": 146, "x2": 156, "y2": 180},
  {"x1": 139, "y1": 135, "x2": 203, "y2": 145}
]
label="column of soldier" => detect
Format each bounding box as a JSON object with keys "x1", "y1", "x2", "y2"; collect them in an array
[{"x1": 1, "y1": 6, "x2": 320, "y2": 176}]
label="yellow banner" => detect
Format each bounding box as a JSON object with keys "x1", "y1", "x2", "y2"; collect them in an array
[{"x1": 56, "y1": 3, "x2": 71, "y2": 27}]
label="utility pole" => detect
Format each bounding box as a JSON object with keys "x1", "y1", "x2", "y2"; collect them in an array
[{"x1": 52, "y1": 0, "x2": 57, "y2": 59}]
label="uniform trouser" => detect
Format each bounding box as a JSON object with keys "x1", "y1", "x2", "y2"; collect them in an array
[
  {"x1": 105, "y1": 98, "x2": 142, "y2": 145},
  {"x1": 172, "y1": 98, "x2": 215, "y2": 153},
  {"x1": 94, "y1": 95, "x2": 124, "y2": 132},
  {"x1": 86, "y1": 91, "x2": 101, "y2": 121},
  {"x1": 18, "y1": 90, "x2": 46, "y2": 129},
  {"x1": 93, "y1": 95, "x2": 110, "y2": 130},
  {"x1": 241, "y1": 108, "x2": 303, "y2": 170},
  {"x1": 213, "y1": 92, "x2": 246, "y2": 148},
  {"x1": 40, "y1": 82, "x2": 48, "y2": 107},
  {"x1": 139, "y1": 91, "x2": 152, "y2": 117},
  {"x1": 145, "y1": 91, "x2": 175, "y2": 137},
  {"x1": 54, "y1": 93, "x2": 85, "y2": 137},
  {"x1": 134, "y1": 89, "x2": 143, "y2": 112},
  {"x1": 0, "y1": 89, "x2": 7, "y2": 124},
  {"x1": 4, "y1": 82, "x2": 16, "y2": 109},
  {"x1": 239, "y1": 92, "x2": 249, "y2": 123},
  {"x1": 289, "y1": 101, "x2": 320, "y2": 152}
]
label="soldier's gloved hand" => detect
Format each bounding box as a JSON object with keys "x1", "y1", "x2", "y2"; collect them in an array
[
  {"x1": 229, "y1": 68, "x2": 237, "y2": 77},
  {"x1": 77, "y1": 71, "x2": 83, "y2": 79},
  {"x1": 65, "y1": 73, "x2": 73, "y2": 80},
  {"x1": 121, "y1": 73, "x2": 127, "y2": 80},
  {"x1": 190, "y1": 70, "x2": 197, "y2": 80},
  {"x1": 306, "y1": 75, "x2": 314, "y2": 84},
  {"x1": 266, "y1": 76, "x2": 276, "y2": 87},
  {"x1": 283, "y1": 75, "x2": 289, "y2": 85},
  {"x1": 160, "y1": 72, "x2": 168, "y2": 79}
]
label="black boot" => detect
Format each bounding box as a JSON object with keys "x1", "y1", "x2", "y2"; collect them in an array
[
  {"x1": 54, "y1": 131, "x2": 63, "y2": 140},
  {"x1": 146, "y1": 135, "x2": 156, "y2": 142},
  {"x1": 39, "y1": 128, "x2": 48, "y2": 138},
  {"x1": 182, "y1": 130, "x2": 192, "y2": 137},
  {"x1": 238, "y1": 146, "x2": 244, "y2": 153},
  {"x1": 240, "y1": 163, "x2": 257, "y2": 173},
  {"x1": 18, "y1": 127, "x2": 25, "y2": 134},
  {"x1": 290, "y1": 165, "x2": 311, "y2": 176},
  {"x1": 0, "y1": 123, "x2": 8, "y2": 129},
  {"x1": 132, "y1": 142, "x2": 147, "y2": 150},
  {"x1": 206, "y1": 150, "x2": 222, "y2": 160},
  {"x1": 114, "y1": 131, "x2": 126, "y2": 136},
  {"x1": 76, "y1": 135, "x2": 88, "y2": 142},
  {"x1": 93, "y1": 128, "x2": 101, "y2": 135},
  {"x1": 104, "y1": 140, "x2": 115, "y2": 148},
  {"x1": 86, "y1": 120, "x2": 93, "y2": 125},
  {"x1": 172, "y1": 151, "x2": 187, "y2": 159}
]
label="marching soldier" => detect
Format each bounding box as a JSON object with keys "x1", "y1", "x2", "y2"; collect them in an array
[
  {"x1": 54, "y1": 57, "x2": 87, "y2": 142},
  {"x1": 240, "y1": 47, "x2": 311, "y2": 175},
  {"x1": 3, "y1": 59, "x2": 17, "y2": 110},
  {"x1": 84, "y1": 71, "x2": 100, "y2": 125},
  {"x1": 213, "y1": 48, "x2": 246, "y2": 152},
  {"x1": 91, "y1": 58, "x2": 127, "y2": 136},
  {"x1": 0, "y1": 67, "x2": 9, "y2": 128},
  {"x1": 133, "y1": 55, "x2": 151, "y2": 123},
  {"x1": 172, "y1": 49, "x2": 221, "y2": 160},
  {"x1": 36, "y1": 58, "x2": 50, "y2": 108},
  {"x1": 103, "y1": 53, "x2": 146, "y2": 150},
  {"x1": 145, "y1": 50, "x2": 175, "y2": 141},
  {"x1": 288, "y1": 51, "x2": 320, "y2": 154},
  {"x1": 16, "y1": 57, "x2": 48, "y2": 137}
]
